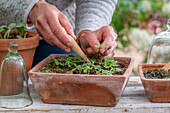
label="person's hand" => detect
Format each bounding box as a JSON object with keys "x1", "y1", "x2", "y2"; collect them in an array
[
  {"x1": 28, "y1": 1, "x2": 76, "y2": 53},
  {"x1": 79, "y1": 26, "x2": 117, "y2": 59}
]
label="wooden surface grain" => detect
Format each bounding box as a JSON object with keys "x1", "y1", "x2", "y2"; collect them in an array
[{"x1": 0, "y1": 77, "x2": 169, "y2": 113}]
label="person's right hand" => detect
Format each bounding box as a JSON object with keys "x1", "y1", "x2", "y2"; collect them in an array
[{"x1": 28, "y1": 1, "x2": 76, "y2": 53}]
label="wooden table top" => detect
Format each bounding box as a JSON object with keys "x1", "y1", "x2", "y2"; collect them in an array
[{"x1": 0, "y1": 77, "x2": 169, "y2": 113}]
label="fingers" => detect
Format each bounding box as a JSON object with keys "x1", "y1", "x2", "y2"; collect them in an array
[
  {"x1": 80, "y1": 44, "x2": 88, "y2": 55},
  {"x1": 87, "y1": 47, "x2": 96, "y2": 56},
  {"x1": 79, "y1": 26, "x2": 117, "y2": 58},
  {"x1": 86, "y1": 41, "x2": 117, "y2": 57},
  {"x1": 36, "y1": 18, "x2": 71, "y2": 53},
  {"x1": 59, "y1": 14, "x2": 76, "y2": 40},
  {"x1": 100, "y1": 26, "x2": 117, "y2": 54},
  {"x1": 104, "y1": 41, "x2": 117, "y2": 56},
  {"x1": 99, "y1": 26, "x2": 117, "y2": 59},
  {"x1": 86, "y1": 41, "x2": 117, "y2": 58},
  {"x1": 36, "y1": 16, "x2": 54, "y2": 45},
  {"x1": 100, "y1": 36, "x2": 112, "y2": 53},
  {"x1": 79, "y1": 32, "x2": 100, "y2": 55},
  {"x1": 36, "y1": 26, "x2": 55, "y2": 45},
  {"x1": 102, "y1": 41, "x2": 117, "y2": 59},
  {"x1": 46, "y1": 11, "x2": 73, "y2": 48},
  {"x1": 103, "y1": 52, "x2": 115, "y2": 60},
  {"x1": 86, "y1": 34, "x2": 100, "y2": 53},
  {"x1": 29, "y1": 1, "x2": 75, "y2": 52}
]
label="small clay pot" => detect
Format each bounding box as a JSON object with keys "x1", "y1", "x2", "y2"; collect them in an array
[
  {"x1": 0, "y1": 30, "x2": 39, "y2": 71},
  {"x1": 138, "y1": 64, "x2": 170, "y2": 103},
  {"x1": 28, "y1": 54, "x2": 134, "y2": 107}
]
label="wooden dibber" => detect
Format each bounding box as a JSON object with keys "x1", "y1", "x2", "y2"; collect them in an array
[
  {"x1": 162, "y1": 62, "x2": 170, "y2": 72},
  {"x1": 62, "y1": 27, "x2": 91, "y2": 64}
]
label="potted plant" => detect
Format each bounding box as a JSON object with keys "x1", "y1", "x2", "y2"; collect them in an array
[
  {"x1": 28, "y1": 48, "x2": 134, "y2": 107},
  {"x1": 138, "y1": 64, "x2": 170, "y2": 103},
  {"x1": 0, "y1": 23, "x2": 39, "y2": 71}
]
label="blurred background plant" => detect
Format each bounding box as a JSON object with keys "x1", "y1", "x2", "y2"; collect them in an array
[{"x1": 110, "y1": 0, "x2": 170, "y2": 75}]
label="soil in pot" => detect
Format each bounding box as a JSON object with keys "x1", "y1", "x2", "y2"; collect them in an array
[
  {"x1": 38, "y1": 54, "x2": 130, "y2": 75},
  {"x1": 144, "y1": 68, "x2": 170, "y2": 79}
]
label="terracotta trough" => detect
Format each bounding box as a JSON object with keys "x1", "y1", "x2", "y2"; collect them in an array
[
  {"x1": 138, "y1": 64, "x2": 170, "y2": 103},
  {"x1": 28, "y1": 54, "x2": 134, "y2": 107}
]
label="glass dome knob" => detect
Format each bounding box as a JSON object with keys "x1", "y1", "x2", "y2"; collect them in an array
[{"x1": 8, "y1": 42, "x2": 18, "y2": 53}]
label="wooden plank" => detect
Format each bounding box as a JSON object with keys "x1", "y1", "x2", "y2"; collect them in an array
[{"x1": 0, "y1": 77, "x2": 169, "y2": 113}]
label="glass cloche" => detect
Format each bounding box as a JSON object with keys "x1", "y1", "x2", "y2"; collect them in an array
[
  {"x1": 0, "y1": 42, "x2": 32, "y2": 109},
  {"x1": 147, "y1": 19, "x2": 170, "y2": 64}
]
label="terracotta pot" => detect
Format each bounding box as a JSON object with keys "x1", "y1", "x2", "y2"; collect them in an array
[
  {"x1": 28, "y1": 54, "x2": 134, "y2": 107},
  {"x1": 0, "y1": 30, "x2": 39, "y2": 71},
  {"x1": 0, "y1": 30, "x2": 39, "y2": 95},
  {"x1": 138, "y1": 64, "x2": 170, "y2": 103}
]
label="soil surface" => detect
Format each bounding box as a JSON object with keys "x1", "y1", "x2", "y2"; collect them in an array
[
  {"x1": 39, "y1": 55, "x2": 130, "y2": 75},
  {"x1": 144, "y1": 68, "x2": 170, "y2": 79}
]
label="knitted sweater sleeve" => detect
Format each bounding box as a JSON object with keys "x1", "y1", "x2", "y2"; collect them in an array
[
  {"x1": 0, "y1": 0, "x2": 38, "y2": 25},
  {"x1": 75, "y1": 0, "x2": 117, "y2": 36}
]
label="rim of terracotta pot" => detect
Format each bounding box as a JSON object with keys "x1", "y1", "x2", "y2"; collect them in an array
[
  {"x1": 0, "y1": 30, "x2": 39, "y2": 51},
  {"x1": 28, "y1": 54, "x2": 135, "y2": 77},
  {"x1": 138, "y1": 64, "x2": 170, "y2": 81}
]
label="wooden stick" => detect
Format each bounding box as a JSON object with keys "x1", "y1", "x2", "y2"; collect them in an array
[
  {"x1": 162, "y1": 62, "x2": 170, "y2": 72},
  {"x1": 62, "y1": 27, "x2": 91, "y2": 64}
]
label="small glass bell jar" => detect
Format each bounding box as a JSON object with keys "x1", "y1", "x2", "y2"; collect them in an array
[
  {"x1": 147, "y1": 19, "x2": 170, "y2": 64},
  {"x1": 0, "y1": 42, "x2": 33, "y2": 109}
]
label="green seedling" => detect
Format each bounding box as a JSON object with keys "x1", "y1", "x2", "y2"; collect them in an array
[
  {"x1": 0, "y1": 23, "x2": 16, "y2": 39},
  {"x1": 94, "y1": 45, "x2": 106, "y2": 49},
  {"x1": 164, "y1": 77, "x2": 170, "y2": 79},
  {"x1": 0, "y1": 22, "x2": 27, "y2": 39},
  {"x1": 38, "y1": 70, "x2": 41, "y2": 72},
  {"x1": 42, "y1": 67, "x2": 46, "y2": 70},
  {"x1": 94, "y1": 45, "x2": 106, "y2": 59},
  {"x1": 67, "y1": 68, "x2": 76, "y2": 74},
  {"x1": 15, "y1": 23, "x2": 27, "y2": 39},
  {"x1": 39, "y1": 54, "x2": 123, "y2": 75},
  {"x1": 54, "y1": 68, "x2": 63, "y2": 72},
  {"x1": 45, "y1": 70, "x2": 54, "y2": 73},
  {"x1": 144, "y1": 68, "x2": 170, "y2": 79}
]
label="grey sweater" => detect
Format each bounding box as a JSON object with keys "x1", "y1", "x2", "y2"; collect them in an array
[{"x1": 0, "y1": 0, "x2": 117, "y2": 37}]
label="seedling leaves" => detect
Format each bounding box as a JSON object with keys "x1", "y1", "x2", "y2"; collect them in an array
[
  {"x1": 15, "y1": 22, "x2": 26, "y2": 37},
  {"x1": 8, "y1": 23, "x2": 16, "y2": 30},
  {"x1": 100, "y1": 46, "x2": 106, "y2": 48},
  {"x1": 94, "y1": 45, "x2": 100, "y2": 48},
  {"x1": 1, "y1": 25, "x2": 8, "y2": 31}
]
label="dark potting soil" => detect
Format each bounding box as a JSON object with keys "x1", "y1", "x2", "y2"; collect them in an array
[
  {"x1": 38, "y1": 55, "x2": 130, "y2": 75},
  {"x1": 1, "y1": 32, "x2": 32, "y2": 39},
  {"x1": 144, "y1": 68, "x2": 170, "y2": 79}
]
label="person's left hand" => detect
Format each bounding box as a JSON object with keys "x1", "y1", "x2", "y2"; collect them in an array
[{"x1": 79, "y1": 26, "x2": 117, "y2": 59}]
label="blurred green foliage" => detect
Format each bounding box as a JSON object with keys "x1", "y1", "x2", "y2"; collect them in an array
[{"x1": 110, "y1": 0, "x2": 169, "y2": 50}]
